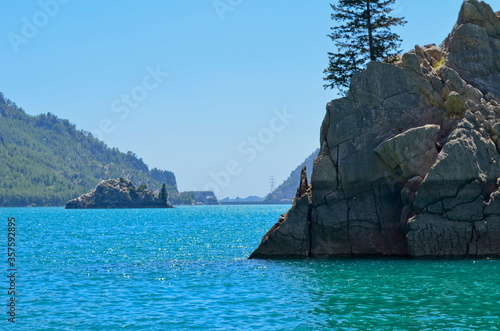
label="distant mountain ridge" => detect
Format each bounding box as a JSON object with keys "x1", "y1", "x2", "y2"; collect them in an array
[
  {"x1": 170, "y1": 191, "x2": 220, "y2": 205},
  {"x1": 264, "y1": 149, "x2": 319, "y2": 203},
  {"x1": 220, "y1": 196, "x2": 264, "y2": 203},
  {"x1": 0, "y1": 92, "x2": 177, "y2": 206}
]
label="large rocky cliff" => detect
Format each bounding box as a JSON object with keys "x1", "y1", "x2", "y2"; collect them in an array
[{"x1": 251, "y1": 0, "x2": 500, "y2": 259}]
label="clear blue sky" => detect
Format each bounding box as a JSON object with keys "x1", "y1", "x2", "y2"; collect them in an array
[{"x1": 0, "y1": 0, "x2": 481, "y2": 198}]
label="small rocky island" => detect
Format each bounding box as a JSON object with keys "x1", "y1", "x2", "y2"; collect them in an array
[
  {"x1": 65, "y1": 178, "x2": 173, "y2": 209},
  {"x1": 251, "y1": 0, "x2": 500, "y2": 259}
]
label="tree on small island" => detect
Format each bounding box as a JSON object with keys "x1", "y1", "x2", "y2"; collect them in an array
[
  {"x1": 159, "y1": 184, "x2": 168, "y2": 203},
  {"x1": 324, "y1": 0, "x2": 407, "y2": 93}
]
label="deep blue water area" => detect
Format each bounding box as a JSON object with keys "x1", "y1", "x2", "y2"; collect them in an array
[{"x1": 1, "y1": 206, "x2": 499, "y2": 330}]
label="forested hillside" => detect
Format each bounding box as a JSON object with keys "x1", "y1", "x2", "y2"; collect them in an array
[
  {"x1": 264, "y1": 149, "x2": 319, "y2": 203},
  {"x1": 0, "y1": 92, "x2": 177, "y2": 206}
]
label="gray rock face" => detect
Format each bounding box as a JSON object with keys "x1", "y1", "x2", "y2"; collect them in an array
[
  {"x1": 250, "y1": 167, "x2": 311, "y2": 259},
  {"x1": 65, "y1": 178, "x2": 173, "y2": 209},
  {"x1": 374, "y1": 124, "x2": 440, "y2": 179},
  {"x1": 250, "y1": 0, "x2": 500, "y2": 259},
  {"x1": 445, "y1": 0, "x2": 500, "y2": 96}
]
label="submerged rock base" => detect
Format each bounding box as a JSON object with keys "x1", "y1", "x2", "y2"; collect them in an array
[{"x1": 251, "y1": 0, "x2": 500, "y2": 259}]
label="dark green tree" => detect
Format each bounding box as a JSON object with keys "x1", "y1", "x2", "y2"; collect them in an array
[
  {"x1": 159, "y1": 184, "x2": 168, "y2": 203},
  {"x1": 324, "y1": 0, "x2": 406, "y2": 93}
]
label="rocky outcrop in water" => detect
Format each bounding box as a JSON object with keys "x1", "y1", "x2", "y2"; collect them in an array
[
  {"x1": 251, "y1": 0, "x2": 500, "y2": 259},
  {"x1": 65, "y1": 178, "x2": 173, "y2": 209}
]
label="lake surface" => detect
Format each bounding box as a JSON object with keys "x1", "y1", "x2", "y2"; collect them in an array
[{"x1": 2, "y1": 205, "x2": 500, "y2": 330}]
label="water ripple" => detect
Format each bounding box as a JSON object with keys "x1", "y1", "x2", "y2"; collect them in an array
[{"x1": 2, "y1": 206, "x2": 499, "y2": 330}]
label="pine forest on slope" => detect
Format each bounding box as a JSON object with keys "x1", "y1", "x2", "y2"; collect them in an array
[
  {"x1": 0, "y1": 92, "x2": 177, "y2": 207},
  {"x1": 264, "y1": 149, "x2": 319, "y2": 203}
]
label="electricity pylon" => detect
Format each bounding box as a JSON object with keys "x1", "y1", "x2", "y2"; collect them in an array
[{"x1": 269, "y1": 176, "x2": 276, "y2": 193}]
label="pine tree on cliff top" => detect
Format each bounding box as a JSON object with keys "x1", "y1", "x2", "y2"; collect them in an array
[{"x1": 324, "y1": 0, "x2": 407, "y2": 94}]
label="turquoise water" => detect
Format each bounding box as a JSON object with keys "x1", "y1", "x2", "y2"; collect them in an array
[{"x1": 2, "y1": 205, "x2": 500, "y2": 330}]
